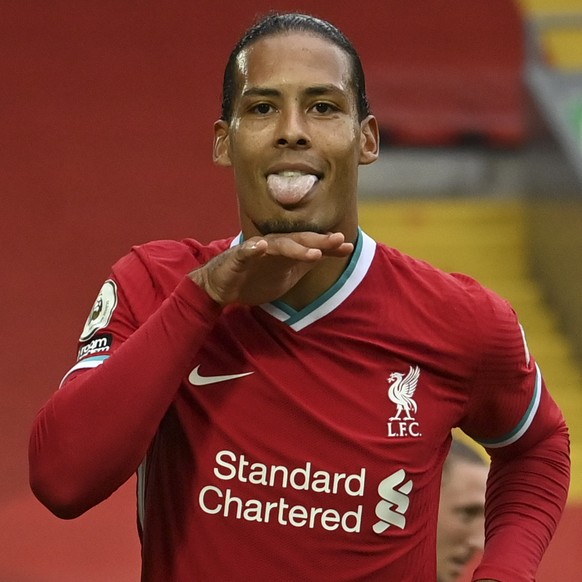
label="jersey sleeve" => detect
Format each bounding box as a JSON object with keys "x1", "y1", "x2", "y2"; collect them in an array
[
  {"x1": 459, "y1": 290, "x2": 570, "y2": 581},
  {"x1": 29, "y1": 246, "x2": 223, "y2": 519}
]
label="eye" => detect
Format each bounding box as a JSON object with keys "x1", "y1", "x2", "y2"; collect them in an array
[
  {"x1": 312, "y1": 102, "x2": 338, "y2": 115},
  {"x1": 458, "y1": 506, "x2": 483, "y2": 523},
  {"x1": 251, "y1": 103, "x2": 274, "y2": 115}
]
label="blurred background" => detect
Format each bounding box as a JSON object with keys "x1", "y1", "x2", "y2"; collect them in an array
[{"x1": 1, "y1": 0, "x2": 581, "y2": 579}]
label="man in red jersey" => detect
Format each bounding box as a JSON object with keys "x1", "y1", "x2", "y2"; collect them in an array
[{"x1": 29, "y1": 12, "x2": 569, "y2": 582}]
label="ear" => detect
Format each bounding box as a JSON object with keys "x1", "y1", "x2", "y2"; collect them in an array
[
  {"x1": 358, "y1": 115, "x2": 380, "y2": 166},
  {"x1": 213, "y1": 119, "x2": 232, "y2": 167}
]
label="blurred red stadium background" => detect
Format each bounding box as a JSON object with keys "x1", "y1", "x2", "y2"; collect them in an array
[{"x1": 1, "y1": 1, "x2": 578, "y2": 579}]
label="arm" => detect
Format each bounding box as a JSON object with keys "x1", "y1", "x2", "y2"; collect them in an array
[
  {"x1": 460, "y1": 293, "x2": 570, "y2": 581},
  {"x1": 29, "y1": 232, "x2": 352, "y2": 518},
  {"x1": 29, "y1": 275, "x2": 222, "y2": 518},
  {"x1": 472, "y1": 383, "x2": 569, "y2": 582}
]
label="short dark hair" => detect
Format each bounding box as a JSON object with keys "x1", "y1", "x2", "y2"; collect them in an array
[{"x1": 220, "y1": 12, "x2": 371, "y2": 123}]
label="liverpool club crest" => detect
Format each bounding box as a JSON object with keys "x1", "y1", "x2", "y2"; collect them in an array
[{"x1": 386, "y1": 365, "x2": 422, "y2": 438}]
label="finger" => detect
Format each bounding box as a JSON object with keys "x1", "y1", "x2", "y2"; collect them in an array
[
  {"x1": 264, "y1": 237, "x2": 323, "y2": 261},
  {"x1": 277, "y1": 233, "x2": 353, "y2": 258},
  {"x1": 321, "y1": 241, "x2": 354, "y2": 257},
  {"x1": 245, "y1": 238, "x2": 268, "y2": 254},
  {"x1": 233, "y1": 238, "x2": 269, "y2": 263},
  {"x1": 286, "y1": 231, "x2": 347, "y2": 251}
]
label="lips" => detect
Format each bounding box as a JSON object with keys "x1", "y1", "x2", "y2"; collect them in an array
[{"x1": 266, "y1": 170, "x2": 319, "y2": 205}]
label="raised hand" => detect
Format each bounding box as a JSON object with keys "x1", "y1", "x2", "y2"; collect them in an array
[{"x1": 189, "y1": 231, "x2": 353, "y2": 306}]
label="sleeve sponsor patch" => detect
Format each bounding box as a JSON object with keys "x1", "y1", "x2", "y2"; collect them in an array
[
  {"x1": 80, "y1": 280, "x2": 118, "y2": 341},
  {"x1": 78, "y1": 333, "x2": 113, "y2": 361}
]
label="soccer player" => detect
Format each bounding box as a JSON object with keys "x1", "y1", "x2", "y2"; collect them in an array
[
  {"x1": 29, "y1": 12, "x2": 570, "y2": 582},
  {"x1": 437, "y1": 437, "x2": 489, "y2": 582}
]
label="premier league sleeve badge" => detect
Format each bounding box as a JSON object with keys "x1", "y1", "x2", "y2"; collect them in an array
[{"x1": 79, "y1": 279, "x2": 118, "y2": 341}]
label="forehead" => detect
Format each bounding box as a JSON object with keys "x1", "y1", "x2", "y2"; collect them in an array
[
  {"x1": 236, "y1": 32, "x2": 352, "y2": 90},
  {"x1": 444, "y1": 462, "x2": 488, "y2": 496}
]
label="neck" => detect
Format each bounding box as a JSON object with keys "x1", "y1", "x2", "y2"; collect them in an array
[{"x1": 278, "y1": 252, "x2": 352, "y2": 311}]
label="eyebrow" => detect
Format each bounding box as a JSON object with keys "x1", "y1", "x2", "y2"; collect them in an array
[
  {"x1": 304, "y1": 84, "x2": 344, "y2": 96},
  {"x1": 241, "y1": 87, "x2": 281, "y2": 99},
  {"x1": 241, "y1": 84, "x2": 345, "y2": 100}
]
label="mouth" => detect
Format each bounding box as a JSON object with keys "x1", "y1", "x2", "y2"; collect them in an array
[
  {"x1": 449, "y1": 554, "x2": 470, "y2": 572},
  {"x1": 266, "y1": 169, "x2": 321, "y2": 206}
]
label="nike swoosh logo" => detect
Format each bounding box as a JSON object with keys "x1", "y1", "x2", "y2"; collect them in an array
[{"x1": 188, "y1": 365, "x2": 254, "y2": 386}]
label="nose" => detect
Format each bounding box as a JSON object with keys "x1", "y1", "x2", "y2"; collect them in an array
[{"x1": 275, "y1": 106, "x2": 310, "y2": 148}]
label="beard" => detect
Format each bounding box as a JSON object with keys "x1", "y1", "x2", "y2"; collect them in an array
[{"x1": 253, "y1": 218, "x2": 327, "y2": 236}]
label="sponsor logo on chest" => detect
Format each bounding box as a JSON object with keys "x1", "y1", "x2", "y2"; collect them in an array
[{"x1": 194, "y1": 450, "x2": 414, "y2": 537}]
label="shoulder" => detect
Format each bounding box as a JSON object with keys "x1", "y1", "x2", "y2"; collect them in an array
[
  {"x1": 370, "y1": 242, "x2": 521, "y2": 369},
  {"x1": 109, "y1": 237, "x2": 234, "y2": 310},
  {"x1": 112, "y1": 237, "x2": 233, "y2": 279},
  {"x1": 130, "y1": 237, "x2": 232, "y2": 268},
  {"x1": 372, "y1": 241, "x2": 507, "y2": 315}
]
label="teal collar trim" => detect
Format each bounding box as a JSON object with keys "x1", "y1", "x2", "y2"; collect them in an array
[{"x1": 259, "y1": 228, "x2": 376, "y2": 331}]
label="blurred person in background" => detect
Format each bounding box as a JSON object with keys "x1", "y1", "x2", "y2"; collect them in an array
[{"x1": 438, "y1": 437, "x2": 489, "y2": 582}]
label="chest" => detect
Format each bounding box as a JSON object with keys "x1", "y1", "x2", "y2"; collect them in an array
[{"x1": 176, "y1": 306, "x2": 471, "y2": 483}]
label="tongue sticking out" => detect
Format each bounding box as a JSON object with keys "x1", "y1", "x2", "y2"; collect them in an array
[{"x1": 267, "y1": 173, "x2": 318, "y2": 205}]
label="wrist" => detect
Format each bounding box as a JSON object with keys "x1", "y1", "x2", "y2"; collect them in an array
[{"x1": 188, "y1": 268, "x2": 225, "y2": 307}]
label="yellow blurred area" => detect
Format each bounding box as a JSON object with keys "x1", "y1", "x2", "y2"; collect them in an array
[
  {"x1": 542, "y1": 28, "x2": 582, "y2": 69},
  {"x1": 519, "y1": 0, "x2": 582, "y2": 70},
  {"x1": 519, "y1": 0, "x2": 582, "y2": 13}
]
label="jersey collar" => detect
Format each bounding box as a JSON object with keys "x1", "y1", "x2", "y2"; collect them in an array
[{"x1": 230, "y1": 229, "x2": 376, "y2": 331}]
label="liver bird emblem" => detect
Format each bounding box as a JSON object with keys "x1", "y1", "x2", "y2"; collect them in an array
[{"x1": 387, "y1": 366, "x2": 420, "y2": 421}]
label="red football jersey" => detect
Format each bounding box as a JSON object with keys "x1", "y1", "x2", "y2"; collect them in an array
[{"x1": 32, "y1": 230, "x2": 569, "y2": 582}]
